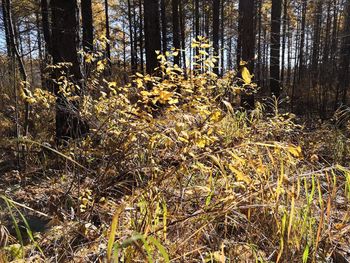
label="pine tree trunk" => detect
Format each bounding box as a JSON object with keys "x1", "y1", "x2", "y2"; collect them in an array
[
  {"x1": 179, "y1": 0, "x2": 187, "y2": 71},
  {"x1": 144, "y1": 0, "x2": 161, "y2": 74},
  {"x1": 1, "y1": 0, "x2": 12, "y2": 57},
  {"x1": 270, "y1": 0, "x2": 282, "y2": 97},
  {"x1": 195, "y1": 0, "x2": 199, "y2": 39},
  {"x1": 298, "y1": 0, "x2": 307, "y2": 83},
  {"x1": 51, "y1": 0, "x2": 88, "y2": 140},
  {"x1": 104, "y1": 0, "x2": 112, "y2": 75},
  {"x1": 172, "y1": 0, "x2": 181, "y2": 65},
  {"x1": 212, "y1": 0, "x2": 220, "y2": 75},
  {"x1": 281, "y1": 0, "x2": 288, "y2": 87},
  {"x1": 160, "y1": 0, "x2": 167, "y2": 53},
  {"x1": 41, "y1": 0, "x2": 52, "y2": 57},
  {"x1": 127, "y1": 0, "x2": 136, "y2": 72},
  {"x1": 220, "y1": 0, "x2": 225, "y2": 76},
  {"x1": 139, "y1": 0, "x2": 144, "y2": 73},
  {"x1": 5, "y1": 0, "x2": 29, "y2": 134},
  {"x1": 81, "y1": 0, "x2": 93, "y2": 51},
  {"x1": 237, "y1": 0, "x2": 255, "y2": 109},
  {"x1": 338, "y1": 0, "x2": 350, "y2": 104}
]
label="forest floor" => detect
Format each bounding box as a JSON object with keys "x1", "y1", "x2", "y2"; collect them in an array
[{"x1": 1, "y1": 71, "x2": 350, "y2": 262}]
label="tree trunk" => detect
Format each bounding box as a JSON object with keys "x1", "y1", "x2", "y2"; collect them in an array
[
  {"x1": 127, "y1": 0, "x2": 136, "y2": 72},
  {"x1": 195, "y1": 0, "x2": 199, "y2": 39},
  {"x1": 298, "y1": 0, "x2": 307, "y2": 83},
  {"x1": 179, "y1": 0, "x2": 187, "y2": 71},
  {"x1": 257, "y1": 0, "x2": 262, "y2": 88},
  {"x1": 212, "y1": 0, "x2": 220, "y2": 75},
  {"x1": 41, "y1": 0, "x2": 52, "y2": 56},
  {"x1": 81, "y1": 0, "x2": 94, "y2": 52},
  {"x1": 132, "y1": 0, "x2": 138, "y2": 71},
  {"x1": 220, "y1": 0, "x2": 225, "y2": 76},
  {"x1": 144, "y1": 0, "x2": 161, "y2": 74},
  {"x1": 281, "y1": 0, "x2": 288, "y2": 87},
  {"x1": 270, "y1": 0, "x2": 282, "y2": 97},
  {"x1": 1, "y1": 0, "x2": 12, "y2": 56},
  {"x1": 160, "y1": 0, "x2": 167, "y2": 53},
  {"x1": 139, "y1": 0, "x2": 144, "y2": 73},
  {"x1": 51, "y1": 0, "x2": 87, "y2": 140},
  {"x1": 172, "y1": 0, "x2": 181, "y2": 65},
  {"x1": 36, "y1": 11, "x2": 45, "y2": 88},
  {"x1": 237, "y1": 0, "x2": 255, "y2": 109},
  {"x1": 339, "y1": 0, "x2": 350, "y2": 104},
  {"x1": 104, "y1": 0, "x2": 112, "y2": 75},
  {"x1": 5, "y1": 0, "x2": 29, "y2": 137},
  {"x1": 312, "y1": 0, "x2": 323, "y2": 84}
]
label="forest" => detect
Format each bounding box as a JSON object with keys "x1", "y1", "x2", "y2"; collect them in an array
[{"x1": 0, "y1": 0, "x2": 350, "y2": 261}]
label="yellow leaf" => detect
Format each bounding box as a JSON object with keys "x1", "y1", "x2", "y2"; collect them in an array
[
  {"x1": 136, "y1": 72, "x2": 144, "y2": 78},
  {"x1": 210, "y1": 110, "x2": 221, "y2": 122},
  {"x1": 168, "y1": 98, "x2": 179, "y2": 104},
  {"x1": 159, "y1": 90, "x2": 172, "y2": 104},
  {"x1": 228, "y1": 165, "x2": 251, "y2": 184},
  {"x1": 97, "y1": 60, "x2": 105, "y2": 72},
  {"x1": 201, "y1": 43, "x2": 211, "y2": 49},
  {"x1": 241, "y1": 66, "x2": 252, "y2": 84},
  {"x1": 288, "y1": 145, "x2": 302, "y2": 158},
  {"x1": 196, "y1": 138, "x2": 206, "y2": 148}
]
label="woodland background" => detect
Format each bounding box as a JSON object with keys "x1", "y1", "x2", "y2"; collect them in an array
[{"x1": 0, "y1": 0, "x2": 350, "y2": 262}]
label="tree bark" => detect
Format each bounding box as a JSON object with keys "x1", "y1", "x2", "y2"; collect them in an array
[
  {"x1": 195, "y1": 0, "x2": 199, "y2": 39},
  {"x1": 41, "y1": 0, "x2": 52, "y2": 56},
  {"x1": 172, "y1": 0, "x2": 181, "y2": 65},
  {"x1": 139, "y1": 0, "x2": 144, "y2": 73},
  {"x1": 1, "y1": 0, "x2": 12, "y2": 56},
  {"x1": 160, "y1": 0, "x2": 167, "y2": 53},
  {"x1": 127, "y1": 0, "x2": 136, "y2": 72},
  {"x1": 212, "y1": 0, "x2": 220, "y2": 75},
  {"x1": 298, "y1": 0, "x2": 307, "y2": 83},
  {"x1": 81, "y1": 0, "x2": 94, "y2": 52},
  {"x1": 51, "y1": 0, "x2": 87, "y2": 140},
  {"x1": 179, "y1": 0, "x2": 187, "y2": 71},
  {"x1": 104, "y1": 0, "x2": 112, "y2": 75},
  {"x1": 144, "y1": 0, "x2": 161, "y2": 74},
  {"x1": 339, "y1": 0, "x2": 350, "y2": 104},
  {"x1": 5, "y1": 0, "x2": 29, "y2": 137},
  {"x1": 220, "y1": 0, "x2": 225, "y2": 76},
  {"x1": 270, "y1": 0, "x2": 282, "y2": 97},
  {"x1": 237, "y1": 0, "x2": 255, "y2": 109}
]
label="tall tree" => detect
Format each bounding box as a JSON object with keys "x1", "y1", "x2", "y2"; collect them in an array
[
  {"x1": 41, "y1": 0, "x2": 52, "y2": 56},
  {"x1": 160, "y1": 0, "x2": 167, "y2": 53},
  {"x1": 172, "y1": 0, "x2": 181, "y2": 65},
  {"x1": 179, "y1": 0, "x2": 187, "y2": 71},
  {"x1": 270, "y1": 0, "x2": 282, "y2": 97},
  {"x1": 195, "y1": 0, "x2": 199, "y2": 39},
  {"x1": 5, "y1": 0, "x2": 29, "y2": 137},
  {"x1": 281, "y1": 0, "x2": 288, "y2": 86},
  {"x1": 212, "y1": 0, "x2": 220, "y2": 75},
  {"x1": 127, "y1": 0, "x2": 136, "y2": 72},
  {"x1": 298, "y1": 0, "x2": 307, "y2": 83},
  {"x1": 139, "y1": 0, "x2": 144, "y2": 73},
  {"x1": 144, "y1": 0, "x2": 161, "y2": 74},
  {"x1": 338, "y1": 0, "x2": 350, "y2": 104},
  {"x1": 220, "y1": 0, "x2": 225, "y2": 76},
  {"x1": 50, "y1": 0, "x2": 87, "y2": 140},
  {"x1": 104, "y1": 0, "x2": 112, "y2": 75},
  {"x1": 81, "y1": 0, "x2": 94, "y2": 52},
  {"x1": 237, "y1": 0, "x2": 255, "y2": 109},
  {"x1": 1, "y1": 0, "x2": 12, "y2": 57}
]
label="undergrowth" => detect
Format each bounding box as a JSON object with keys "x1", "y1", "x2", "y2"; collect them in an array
[{"x1": 0, "y1": 38, "x2": 350, "y2": 262}]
